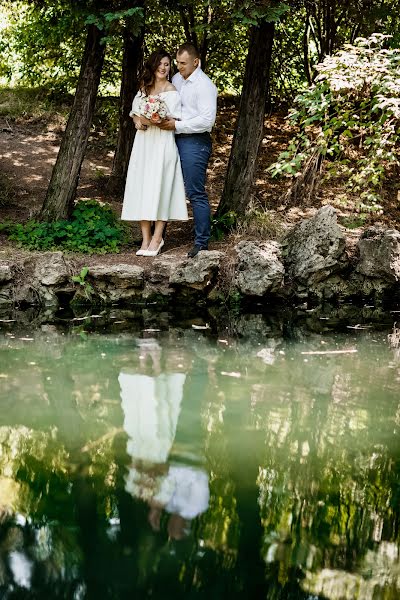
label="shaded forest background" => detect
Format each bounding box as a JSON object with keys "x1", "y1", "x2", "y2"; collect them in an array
[{"x1": 0, "y1": 0, "x2": 400, "y2": 252}]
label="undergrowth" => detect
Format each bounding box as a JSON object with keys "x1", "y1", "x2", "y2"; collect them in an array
[{"x1": 0, "y1": 199, "x2": 128, "y2": 253}]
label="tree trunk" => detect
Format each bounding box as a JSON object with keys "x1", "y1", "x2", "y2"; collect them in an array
[
  {"x1": 303, "y1": 13, "x2": 313, "y2": 85},
  {"x1": 40, "y1": 24, "x2": 106, "y2": 221},
  {"x1": 216, "y1": 21, "x2": 275, "y2": 218},
  {"x1": 199, "y1": 3, "x2": 212, "y2": 71},
  {"x1": 179, "y1": 6, "x2": 198, "y2": 47},
  {"x1": 107, "y1": 24, "x2": 143, "y2": 195}
]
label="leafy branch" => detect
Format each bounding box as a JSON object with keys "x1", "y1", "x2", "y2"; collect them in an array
[{"x1": 269, "y1": 33, "x2": 400, "y2": 209}]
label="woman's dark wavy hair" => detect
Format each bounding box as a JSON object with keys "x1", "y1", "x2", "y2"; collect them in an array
[{"x1": 139, "y1": 49, "x2": 172, "y2": 96}]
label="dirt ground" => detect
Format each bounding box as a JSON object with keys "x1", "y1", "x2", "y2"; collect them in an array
[{"x1": 1, "y1": 99, "x2": 399, "y2": 267}]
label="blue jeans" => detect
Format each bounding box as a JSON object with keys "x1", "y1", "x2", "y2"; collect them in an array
[{"x1": 176, "y1": 133, "x2": 212, "y2": 248}]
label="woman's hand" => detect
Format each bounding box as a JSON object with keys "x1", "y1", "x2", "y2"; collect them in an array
[{"x1": 132, "y1": 115, "x2": 147, "y2": 131}]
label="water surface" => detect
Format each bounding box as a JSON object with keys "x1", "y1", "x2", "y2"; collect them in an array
[{"x1": 0, "y1": 310, "x2": 400, "y2": 599}]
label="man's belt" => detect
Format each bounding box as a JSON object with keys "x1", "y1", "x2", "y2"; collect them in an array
[{"x1": 175, "y1": 132, "x2": 211, "y2": 138}]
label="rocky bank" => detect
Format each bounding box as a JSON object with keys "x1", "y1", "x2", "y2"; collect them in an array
[{"x1": 1, "y1": 206, "x2": 400, "y2": 310}]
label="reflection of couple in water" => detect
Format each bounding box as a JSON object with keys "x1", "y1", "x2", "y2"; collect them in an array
[{"x1": 118, "y1": 338, "x2": 209, "y2": 540}]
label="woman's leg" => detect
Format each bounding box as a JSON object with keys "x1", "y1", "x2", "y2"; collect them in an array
[
  {"x1": 140, "y1": 221, "x2": 152, "y2": 250},
  {"x1": 147, "y1": 220, "x2": 166, "y2": 251}
]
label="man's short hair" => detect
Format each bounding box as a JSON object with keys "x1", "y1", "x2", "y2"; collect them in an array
[{"x1": 177, "y1": 42, "x2": 200, "y2": 59}]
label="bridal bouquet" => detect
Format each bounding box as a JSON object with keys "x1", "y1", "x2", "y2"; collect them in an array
[{"x1": 137, "y1": 94, "x2": 168, "y2": 123}]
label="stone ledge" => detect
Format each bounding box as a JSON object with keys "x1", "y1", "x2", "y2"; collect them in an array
[{"x1": 1, "y1": 206, "x2": 400, "y2": 309}]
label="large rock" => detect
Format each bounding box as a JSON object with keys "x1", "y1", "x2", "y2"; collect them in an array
[
  {"x1": 32, "y1": 252, "x2": 69, "y2": 286},
  {"x1": 85, "y1": 264, "x2": 144, "y2": 303},
  {"x1": 0, "y1": 255, "x2": 63, "y2": 307},
  {"x1": 144, "y1": 255, "x2": 186, "y2": 299},
  {"x1": 284, "y1": 205, "x2": 347, "y2": 287},
  {"x1": 0, "y1": 264, "x2": 14, "y2": 305},
  {"x1": 170, "y1": 251, "x2": 223, "y2": 292},
  {"x1": 356, "y1": 227, "x2": 400, "y2": 281},
  {"x1": 0, "y1": 263, "x2": 13, "y2": 284},
  {"x1": 235, "y1": 241, "x2": 284, "y2": 296},
  {"x1": 0, "y1": 284, "x2": 13, "y2": 305}
]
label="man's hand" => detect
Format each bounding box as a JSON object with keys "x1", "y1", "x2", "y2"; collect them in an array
[{"x1": 157, "y1": 117, "x2": 176, "y2": 131}]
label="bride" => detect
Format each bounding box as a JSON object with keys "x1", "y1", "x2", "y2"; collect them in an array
[{"x1": 121, "y1": 49, "x2": 188, "y2": 256}]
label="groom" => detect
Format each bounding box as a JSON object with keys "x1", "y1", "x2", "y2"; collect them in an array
[{"x1": 158, "y1": 43, "x2": 218, "y2": 258}]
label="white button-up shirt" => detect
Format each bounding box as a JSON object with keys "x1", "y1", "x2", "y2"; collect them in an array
[{"x1": 172, "y1": 67, "x2": 217, "y2": 134}]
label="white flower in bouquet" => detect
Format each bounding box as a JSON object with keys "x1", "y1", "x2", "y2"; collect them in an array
[{"x1": 137, "y1": 94, "x2": 168, "y2": 124}]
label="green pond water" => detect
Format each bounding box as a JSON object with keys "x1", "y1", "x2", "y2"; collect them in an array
[{"x1": 1, "y1": 309, "x2": 400, "y2": 599}]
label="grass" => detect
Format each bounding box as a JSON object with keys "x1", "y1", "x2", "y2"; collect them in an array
[
  {"x1": 0, "y1": 85, "x2": 72, "y2": 121},
  {"x1": 0, "y1": 85, "x2": 120, "y2": 149},
  {"x1": 235, "y1": 200, "x2": 284, "y2": 240}
]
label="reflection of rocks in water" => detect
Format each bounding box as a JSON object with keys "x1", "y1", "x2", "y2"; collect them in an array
[
  {"x1": 0, "y1": 306, "x2": 58, "y2": 329},
  {"x1": 209, "y1": 310, "x2": 285, "y2": 341},
  {"x1": 302, "y1": 542, "x2": 400, "y2": 599},
  {"x1": 1, "y1": 303, "x2": 396, "y2": 345},
  {"x1": 234, "y1": 313, "x2": 283, "y2": 340}
]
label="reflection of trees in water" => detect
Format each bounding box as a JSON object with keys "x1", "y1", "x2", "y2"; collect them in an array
[
  {"x1": 1, "y1": 323, "x2": 400, "y2": 597},
  {"x1": 199, "y1": 329, "x2": 400, "y2": 598},
  {"x1": 0, "y1": 427, "x2": 82, "y2": 595}
]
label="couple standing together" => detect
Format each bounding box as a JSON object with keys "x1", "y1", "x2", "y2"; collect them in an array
[{"x1": 121, "y1": 43, "x2": 217, "y2": 258}]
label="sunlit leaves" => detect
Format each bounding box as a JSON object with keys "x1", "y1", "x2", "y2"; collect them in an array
[{"x1": 269, "y1": 34, "x2": 400, "y2": 209}]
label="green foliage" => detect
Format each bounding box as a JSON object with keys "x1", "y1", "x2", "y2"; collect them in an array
[
  {"x1": 0, "y1": 0, "x2": 86, "y2": 93},
  {"x1": 0, "y1": 0, "x2": 125, "y2": 95},
  {"x1": 0, "y1": 85, "x2": 71, "y2": 120},
  {"x1": 91, "y1": 96, "x2": 119, "y2": 149},
  {"x1": 71, "y1": 266, "x2": 94, "y2": 298},
  {"x1": 339, "y1": 214, "x2": 368, "y2": 229},
  {"x1": 269, "y1": 34, "x2": 400, "y2": 209},
  {"x1": 85, "y1": 6, "x2": 144, "y2": 31},
  {"x1": 232, "y1": 2, "x2": 290, "y2": 26},
  {"x1": 85, "y1": 6, "x2": 144, "y2": 46},
  {"x1": 211, "y1": 211, "x2": 237, "y2": 240},
  {"x1": 2, "y1": 200, "x2": 128, "y2": 253},
  {"x1": 2, "y1": 0, "x2": 400, "y2": 101}
]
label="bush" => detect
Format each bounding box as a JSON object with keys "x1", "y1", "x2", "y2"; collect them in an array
[
  {"x1": 1, "y1": 200, "x2": 129, "y2": 253},
  {"x1": 269, "y1": 34, "x2": 400, "y2": 210}
]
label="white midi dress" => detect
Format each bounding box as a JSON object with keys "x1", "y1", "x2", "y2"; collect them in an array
[{"x1": 121, "y1": 90, "x2": 188, "y2": 222}]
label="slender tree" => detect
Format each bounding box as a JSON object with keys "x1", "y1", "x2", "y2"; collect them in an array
[
  {"x1": 216, "y1": 20, "x2": 275, "y2": 218},
  {"x1": 107, "y1": 16, "x2": 144, "y2": 194},
  {"x1": 40, "y1": 22, "x2": 106, "y2": 221},
  {"x1": 39, "y1": 3, "x2": 144, "y2": 221}
]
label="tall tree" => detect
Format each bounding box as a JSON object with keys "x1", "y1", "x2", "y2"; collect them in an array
[
  {"x1": 216, "y1": 19, "x2": 276, "y2": 218},
  {"x1": 39, "y1": 3, "x2": 144, "y2": 221},
  {"x1": 107, "y1": 11, "x2": 144, "y2": 194},
  {"x1": 40, "y1": 22, "x2": 106, "y2": 221}
]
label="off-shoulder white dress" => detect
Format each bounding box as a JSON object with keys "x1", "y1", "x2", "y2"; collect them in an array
[{"x1": 121, "y1": 90, "x2": 188, "y2": 222}]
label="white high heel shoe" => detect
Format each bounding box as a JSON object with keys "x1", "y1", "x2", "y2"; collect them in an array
[
  {"x1": 136, "y1": 244, "x2": 150, "y2": 256},
  {"x1": 142, "y1": 239, "x2": 164, "y2": 257}
]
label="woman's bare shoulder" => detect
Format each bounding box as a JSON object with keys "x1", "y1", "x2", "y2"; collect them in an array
[{"x1": 164, "y1": 82, "x2": 177, "y2": 92}]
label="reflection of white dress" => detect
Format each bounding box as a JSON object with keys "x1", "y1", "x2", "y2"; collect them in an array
[
  {"x1": 119, "y1": 371, "x2": 186, "y2": 464},
  {"x1": 119, "y1": 371, "x2": 209, "y2": 517},
  {"x1": 121, "y1": 90, "x2": 188, "y2": 222}
]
